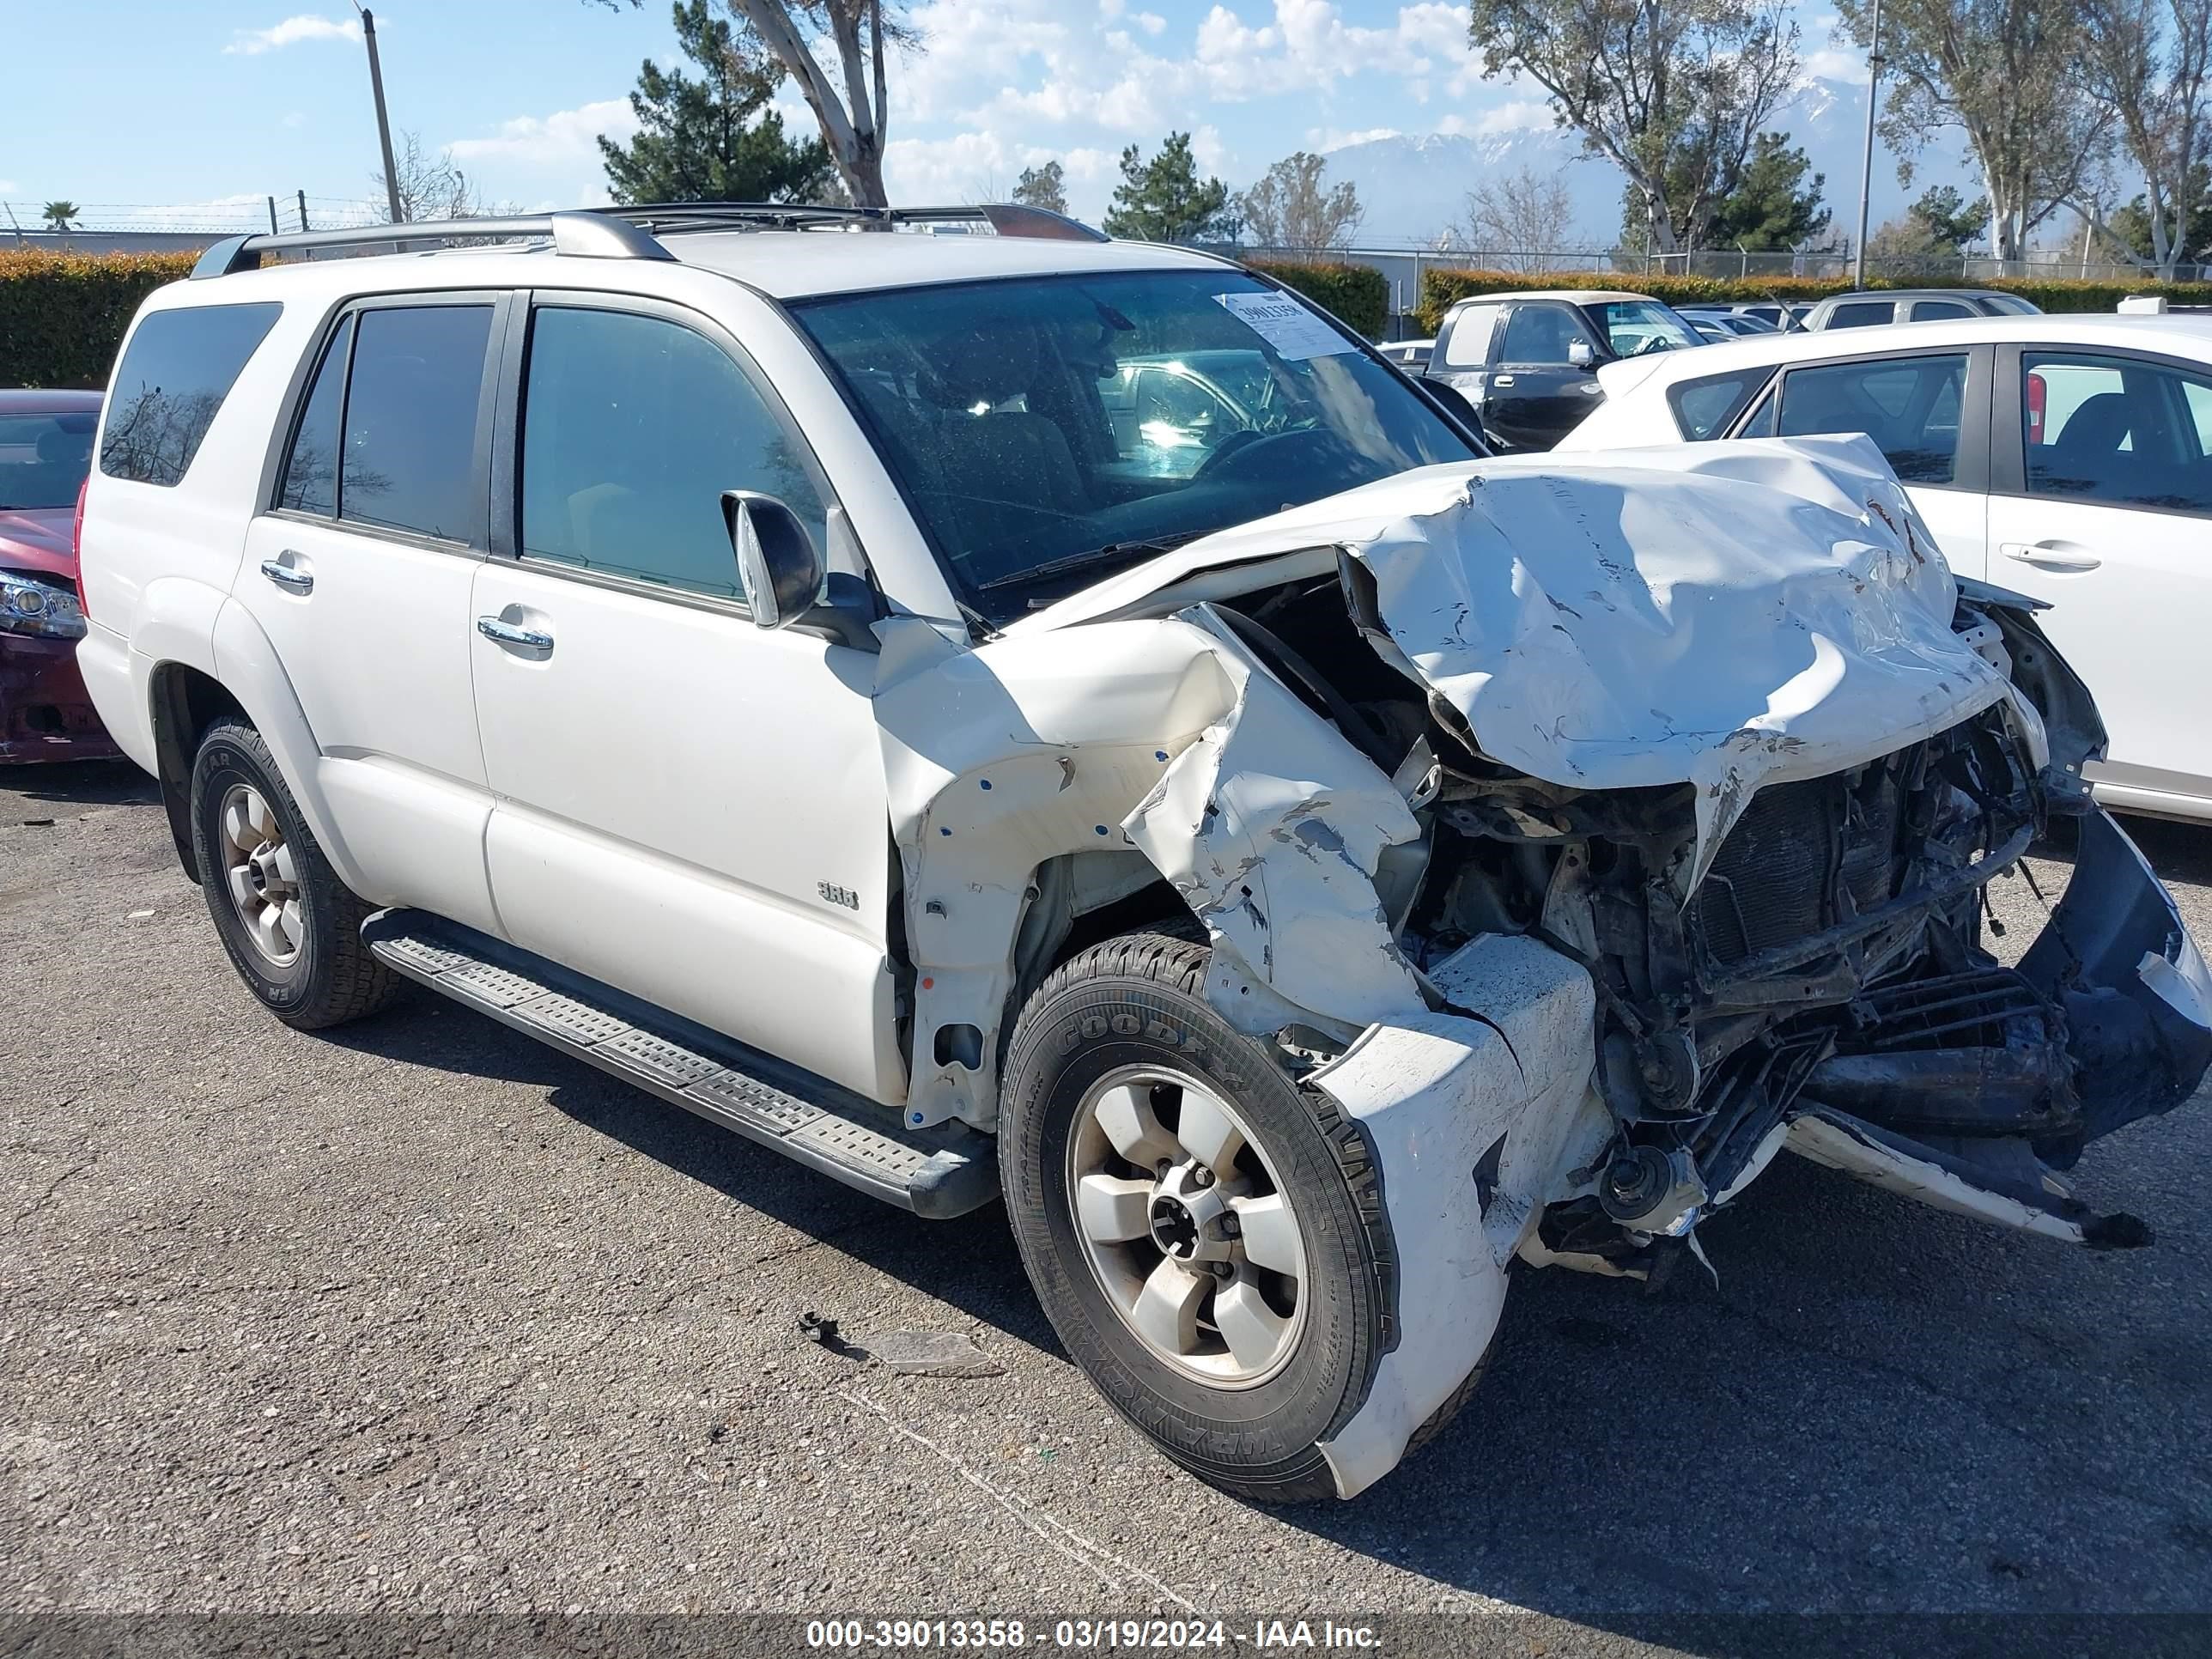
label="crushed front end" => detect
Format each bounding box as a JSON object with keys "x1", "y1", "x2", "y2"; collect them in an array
[{"x1": 1415, "y1": 683, "x2": 2211, "y2": 1267}]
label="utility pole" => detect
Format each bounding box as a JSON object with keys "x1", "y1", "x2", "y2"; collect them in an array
[
  {"x1": 1850, "y1": 0, "x2": 1885, "y2": 289},
  {"x1": 356, "y1": 3, "x2": 404, "y2": 225}
]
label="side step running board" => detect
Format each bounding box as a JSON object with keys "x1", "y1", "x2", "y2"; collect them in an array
[{"x1": 362, "y1": 909, "x2": 997, "y2": 1218}]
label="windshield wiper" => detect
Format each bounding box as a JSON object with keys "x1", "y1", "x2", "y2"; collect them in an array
[{"x1": 975, "y1": 532, "x2": 1200, "y2": 594}]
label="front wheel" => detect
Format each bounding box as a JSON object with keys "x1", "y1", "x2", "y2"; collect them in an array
[{"x1": 1000, "y1": 933, "x2": 1405, "y2": 1504}]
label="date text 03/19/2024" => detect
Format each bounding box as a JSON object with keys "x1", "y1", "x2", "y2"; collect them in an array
[{"x1": 803, "y1": 1619, "x2": 1384, "y2": 1649}]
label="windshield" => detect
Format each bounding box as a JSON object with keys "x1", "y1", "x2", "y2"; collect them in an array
[
  {"x1": 792, "y1": 270, "x2": 1477, "y2": 619},
  {"x1": 0, "y1": 410, "x2": 96, "y2": 509},
  {"x1": 1583, "y1": 301, "x2": 1699, "y2": 358}
]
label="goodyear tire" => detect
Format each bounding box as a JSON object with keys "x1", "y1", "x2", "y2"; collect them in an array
[
  {"x1": 189, "y1": 717, "x2": 398, "y2": 1030},
  {"x1": 1000, "y1": 931, "x2": 1402, "y2": 1504}
]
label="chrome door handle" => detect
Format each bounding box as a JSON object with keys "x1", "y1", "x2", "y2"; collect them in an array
[
  {"x1": 1492, "y1": 374, "x2": 1516, "y2": 386},
  {"x1": 2001, "y1": 541, "x2": 2102, "y2": 573},
  {"x1": 477, "y1": 615, "x2": 554, "y2": 652},
  {"x1": 259, "y1": 556, "x2": 313, "y2": 593}
]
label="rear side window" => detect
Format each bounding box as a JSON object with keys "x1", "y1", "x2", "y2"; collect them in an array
[
  {"x1": 339, "y1": 306, "x2": 494, "y2": 542},
  {"x1": 1911, "y1": 300, "x2": 1975, "y2": 321},
  {"x1": 277, "y1": 313, "x2": 353, "y2": 516},
  {"x1": 100, "y1": 301, "x2": 282, "y2": 487},
  {"x1": 1826, "y1": 301, "x2": 1895, "y2": 330},
  {"x1": 1668, "y1": 367, "x2": 1775, "y2": 441},
  {"x1": 1439, "y1": 304, "x2": 1501, "y2": 368}
]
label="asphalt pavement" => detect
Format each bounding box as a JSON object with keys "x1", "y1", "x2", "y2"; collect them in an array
[{"x1": 4, "y1": 758, "x2": 2210, "y2": 1649}]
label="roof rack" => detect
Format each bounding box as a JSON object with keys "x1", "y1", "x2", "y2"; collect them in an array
[
  {"x1": 596, "y1": 201, "x2": 1105, "y2": 240},
  {"x1": 191, "y1": 200, "x2": 1108, "y2": 279},
  {"x1": 191, "y1": 211, "x2": 670, "y2": 278}
]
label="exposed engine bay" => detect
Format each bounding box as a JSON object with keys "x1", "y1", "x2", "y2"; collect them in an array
[{"x1": 1211, "y1": 562, "x2": 2203, "y2": 1266}]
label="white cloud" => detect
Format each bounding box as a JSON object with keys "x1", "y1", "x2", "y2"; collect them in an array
[
  {"x1": 1309, "y1": 125, "x2": 1402, "y2": 151},
  {"x1": 0, "y1": 179, "x2": 16, "y2": 194},
  {"x1": 1133, "y1": 10, "x2": 1167, "y2": 33},
  {"x1": 448, "y1": 99, "x2": 639, "y2": 168},
  {"x1": 224, "y1": 14, "x2": 361, "y2": 55},
  {"x1": 1802, "y1": 46, "x2": 1872, "y2": 83},
  {"x1": 281, "y1": 110, "x2": 307, "y2": 129},
  {"x1": 1476, "y1": 99, "x2": 1555, "y2": 135}
]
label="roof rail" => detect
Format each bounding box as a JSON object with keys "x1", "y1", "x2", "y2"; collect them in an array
[
  {"x1": 599, "y1": 201, "x2": 1109, "y2": 242},
  {"x1": 190, "y1": 211, "x2": 673, "y2": 279},
  {"x1": 188, "y1": 200, "x2": 1109, "y2": 279}
]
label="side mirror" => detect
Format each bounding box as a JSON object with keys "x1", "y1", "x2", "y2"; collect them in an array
[
  {"x1": 722, "y1": 490, "x2": 822, "y2": 630},
  {"x1": 1566, "y1": 339, "x2": 1596, "y2": 368}
]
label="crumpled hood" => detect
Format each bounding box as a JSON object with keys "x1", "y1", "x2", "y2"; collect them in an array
[{"x1": 1018, "y1": 435, "x2": 2021, "y2": 881}]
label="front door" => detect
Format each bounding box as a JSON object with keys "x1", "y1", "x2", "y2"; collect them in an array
[
  {"x1": 1984, "y1": 344, "x2": 2212, "y2": 813},
  {"x1": 235, "y1": 294, "x2": 507, "y2": 935},
  {"x1": 469, "y1": 295, "x2": 904, "y2": 1104}
]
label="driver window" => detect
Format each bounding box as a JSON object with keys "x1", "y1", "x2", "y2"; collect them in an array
[
  {"x1": 1498, "y1": 304, "x2": 1583, "y2": 366},
  {"x1": 519, "y1": 305, "x2": 835, "y2": 600}
]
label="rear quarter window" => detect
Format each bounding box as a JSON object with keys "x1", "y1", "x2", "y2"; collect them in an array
[
  {"x1": 1667, "y1": 367, "x2": 1774, "y2": 440},
  {"x1": 99, "y1": 301, "x2": 283, "y2": 487}
]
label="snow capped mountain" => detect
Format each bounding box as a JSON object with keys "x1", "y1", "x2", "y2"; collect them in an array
[{"x1": 1304, "y1": 77, "x2": 1979, "y2": 251}]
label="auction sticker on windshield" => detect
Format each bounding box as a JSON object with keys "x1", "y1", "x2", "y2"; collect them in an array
[{"x1": 1215, "y1": 291, "x2": 1353, "y2": 360}]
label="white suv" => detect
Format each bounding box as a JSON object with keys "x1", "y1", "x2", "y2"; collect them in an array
[{"x1": 76, "y1": 206, "x2": 2212, "y2": 1504}]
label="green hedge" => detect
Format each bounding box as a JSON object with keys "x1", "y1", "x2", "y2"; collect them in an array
[
  {"x1": 1413, "y1": 266, "x2": 2212, "y2": 333},
  {"x1": 0, "y1": 251, "x2": 200, "y2": 388},
  {"x1": 1251, "y1": 258, "x2": 1390, "y2": 339}
]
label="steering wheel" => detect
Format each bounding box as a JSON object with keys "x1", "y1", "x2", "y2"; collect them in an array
[{"x1": 1191, "y1": 424, "x2": 1331, "y2": 483}]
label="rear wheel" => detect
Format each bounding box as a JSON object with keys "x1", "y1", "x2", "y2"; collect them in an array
[
  {"x1": 189, "y1": 718, "x2": 398, "y2": 1030},
  {"x1": 1000, "y1": 932, "x2": 1395, "y2": 1504}
]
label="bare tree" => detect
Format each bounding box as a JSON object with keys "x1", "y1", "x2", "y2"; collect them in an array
[
  {"x1": 1837, "y1": 0, "x2": 2112, "y2": 264},
  {"x1": 1237, "y1": 152, "x2": 1363, "y2": 251},
  {"x1": 2079, "y1": 0, "x2": 2212, "y2": 275},
  {"x1": 727, "y1": 1, "x2": 904, "y2": 208},
  {"x1": 1466, "y1": 0, "x2": 1801, "y2": 254},
  {"x1": 374, "y1": 130, "x2": 483, "y2": 222},
  {"x1": 1442, "y1": 167, "x2": 1579, "y2": 270}
]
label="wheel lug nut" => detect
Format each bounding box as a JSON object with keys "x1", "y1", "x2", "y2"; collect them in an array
[{"x1": 1192, "y1": 1166, "x2": 1213, "y2": 1188}]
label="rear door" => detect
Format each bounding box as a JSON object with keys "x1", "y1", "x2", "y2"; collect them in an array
[
  {"x1": 1425, "y1": 301, "x2": 1502, "y2": 409},
  {"x1": 237, "y1": 293, "x2": 508, "y2": 934},
  {"x1": 1733, "y1": 344, "x2": 1993, "y2": 574},
  {"x1": 1984, "y1": 343, "x2": 2212, "y2": 812},
  {"x1": 1484, "y1": 301, "x2": 1603, "y2": 450}
]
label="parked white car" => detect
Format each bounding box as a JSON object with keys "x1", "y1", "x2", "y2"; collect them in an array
[
  {"x1": 1560, "y1": 313, "x2": 2212, "y2": 823},
  {"x1": 76, "y1": 210, "x2": 2212, "y2": 1504}
]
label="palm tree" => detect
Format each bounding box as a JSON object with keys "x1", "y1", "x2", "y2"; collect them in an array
[{"x1": 41, "y1": 201, "x2": 79, "y2": 232}]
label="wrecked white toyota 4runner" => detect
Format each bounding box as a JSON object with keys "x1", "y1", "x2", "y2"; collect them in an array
[{"x1": 77, "y1": 209, "x2": 2212, "y2": 1506}]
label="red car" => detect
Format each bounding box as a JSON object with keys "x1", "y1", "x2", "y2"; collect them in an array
[{"x1": 0, "y1": 388, "x2": 117, "y2": 763}]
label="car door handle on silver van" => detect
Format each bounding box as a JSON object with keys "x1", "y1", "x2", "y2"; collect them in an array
[
  {"x1": 477, "y1": 615, "x2": 555, "y2": 653},
  {"x1": 259, "y1": 556, "x2": 313, "y2": 594},
  {"x1": 2001, "y1": 540, "x2": 2102, "y2": 573}
]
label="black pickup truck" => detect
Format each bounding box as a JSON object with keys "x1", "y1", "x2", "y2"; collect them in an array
[{"x1": 1422, "y1": 289, "x2": 1703, "y2": 450}]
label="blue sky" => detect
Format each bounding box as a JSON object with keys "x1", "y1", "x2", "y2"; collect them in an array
[{"x1": 1, "y1": 1, "x2": 1878, "y2": 233}]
